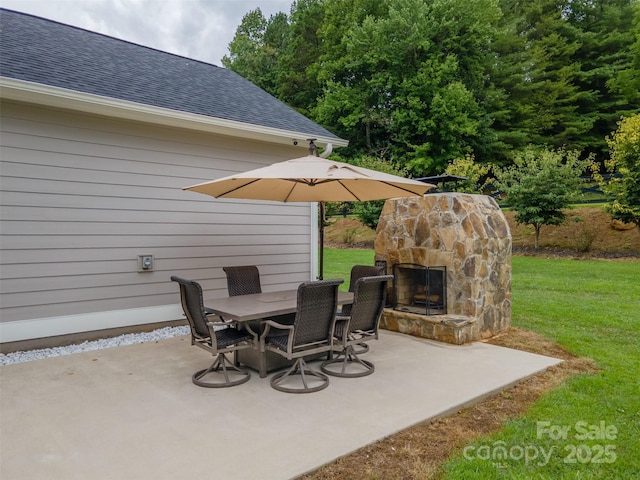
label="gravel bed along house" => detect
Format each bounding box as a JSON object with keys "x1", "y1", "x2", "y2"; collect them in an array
[{"x1": 0, "y1": 326, "x2": 190, "y2": 366}]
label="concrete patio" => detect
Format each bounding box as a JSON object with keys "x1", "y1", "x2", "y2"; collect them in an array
[{"x1": 0, "y1": 330, "x2": 561, "y2": 479}]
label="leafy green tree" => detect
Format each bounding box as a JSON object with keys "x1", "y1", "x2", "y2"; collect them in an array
[
  {"x1": 594, "y1": 114, "x2": 640, "y2": 229},
  {"x1": 314, "y1": 0, "x2": 500, "y2": 175},
  {"x1": 349, "y1": 156, "x2": 411, "y2": 229},
  {"x1": 276, "y1": 0, "x2": 325, "y2": 116},
  {"x1": 312, "y1": 0, "x2": 391, "y2": 157},
  {"x1": 494, "y1": 147, "x2": 593, "y2": 248},
  {"x1": 443, "y1": 154, "x2": 491, "y2": 193},
  {"x1": 222, "y1": 8, "x2": 289, "y2": 96}
]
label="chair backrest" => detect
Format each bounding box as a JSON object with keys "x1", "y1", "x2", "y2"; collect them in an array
[
  {"x1": 348, "y1": 275, "x2": 394, "y2": 333},
  {"x1": 292, "y1": 279, "x2": 343, "y2": 347},
  {"x1": 223, "y1": 266, "x2": 262, "y2": 296},
  {"x1": 340, "y1": 265, "x2": 385, "y2": 316},
  {"x1": 171, "y1": 276, "x2": 211, "y2": 339},
  {"x1": 348, "y1": 265, "x2": 384, "y2": 293}
]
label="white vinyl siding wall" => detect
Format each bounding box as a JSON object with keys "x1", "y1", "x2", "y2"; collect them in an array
[{"x1": 0, "y1": 101, "x2": 315, "y2": 340}]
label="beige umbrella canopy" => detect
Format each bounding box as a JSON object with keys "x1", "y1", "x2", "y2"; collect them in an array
[
  {"x1": 184, "y1": 153, "x2": 435, "y2": 278},
  {"x1": 185, "y1": 155, "x2": 433, "y2": 202}
]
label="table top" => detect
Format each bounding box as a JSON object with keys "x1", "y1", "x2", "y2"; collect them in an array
[{"x1": 205, "y1": 289, "x2": 354, "y2": 322}]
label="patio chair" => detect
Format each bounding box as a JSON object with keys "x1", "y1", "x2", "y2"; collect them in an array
[
  {"x1": 341, "y1": 264, "x2": 385, "y2": 317},
  {"x1": 339, "y1": 264, "x2": 386, "y2": 354},
  {"x1": 224, "y1": 265, "x2": 295, "y2": 328},
  {"x1": 321, "y1": 275, "x2": 393, "y2": 378},
  {"x1": 259, "y1": 279, "x2": 343, "y2": 393},
  {"x1": 171, "y1": 276, "x2": 254, "y2": 388},
  {"x1": 223, "y1": 265, "x2": 262, "y2": 296}
]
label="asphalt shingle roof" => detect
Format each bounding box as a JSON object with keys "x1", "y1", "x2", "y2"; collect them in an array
[{"x1": 0, "y1": 8, "x2": 342, "y2": 141}]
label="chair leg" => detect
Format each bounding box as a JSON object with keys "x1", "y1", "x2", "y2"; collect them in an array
[
  {"x1": 326, "y1": 340, "x2": 368, "y2": 360},
  {"x1": 351, "y1": 342, "x2": 369, "y2": 355},
  {"x1": 321, "y1": 345, "x2": 374, "y2": 378},
  {"x1": 193, "y1": 353, "x2": 251, "y2": 388},
  {"x1": 270, "y1": 357, "x2": 329, "y2": 394}
]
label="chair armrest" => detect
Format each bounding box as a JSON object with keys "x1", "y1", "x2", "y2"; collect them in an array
[
  {"x1": 207, "y1": 320, "x2": 235, "y2": 328},
  {"x1": 259, "y1": 320, "x2": 294, "y2": 352},
  {"x1": 331, "y1": 315, "x2": 351, "y2": 345},
  {"x1": 208, "y1": 313, "x2": 235, "y2": 324},
  {"x1": 204, "y1": 314, "x2": 238, "y2": 339},
  {"x1": 260, "y1": 320, "x2": 294, "y2": 338},
  {"x1": 243, "y1": 323, "x2": 260, "y2": 346}
]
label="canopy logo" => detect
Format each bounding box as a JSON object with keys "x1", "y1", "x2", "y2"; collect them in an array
[{"x1": 463, "y1": 420, "x2": 618, "y2": 469}]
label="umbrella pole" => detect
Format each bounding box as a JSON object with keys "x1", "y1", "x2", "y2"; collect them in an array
[{"x1": 319, "y1": 201, "x2": 325, "y2": 280}]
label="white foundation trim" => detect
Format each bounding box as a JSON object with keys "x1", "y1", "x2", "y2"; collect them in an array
[{"x1": 0, "y1": 305, "x2": 184, "y2": 343}]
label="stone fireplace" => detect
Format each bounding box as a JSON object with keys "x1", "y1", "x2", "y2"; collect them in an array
[{"x1": 374, "y1": 193, "x2": 512, "y2": 344}]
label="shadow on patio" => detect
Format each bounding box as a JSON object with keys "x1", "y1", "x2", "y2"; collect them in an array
[{"x1": 0, "y1": 330, "x2": 560, "y2": 479}]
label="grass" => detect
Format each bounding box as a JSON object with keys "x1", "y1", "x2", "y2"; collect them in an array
[
  {"x1": 322, "y1": 248, "x2": 374, "y2": 291},
  {"x1": 322, "y1": 250, "x2": 640, "y2": 479}
]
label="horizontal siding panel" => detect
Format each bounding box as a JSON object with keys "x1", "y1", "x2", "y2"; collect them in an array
[
  {"x1": 1, "y1": 111, "x2": 295, "y2": 169},
  {"x1": 1, "y1": 274, "x2": 310, "y2": 322},
  {"x1": 1, "y1": 220, "x2": 309, "y2": 236},
  {"x1": 0, "y1": 192, "x2": 310, "y2": 216},
  {"x1": 0, "y1": 147, "x2": 225, "y2": 185},
  {"x1": 2, "y1": 266, "x2": 306, "y2": 309},
  {"x1": 1, "y1": 104, "x2": 298, "y2": 161},
  {"x1": 1, "y1": 262, "x2": 311, "y2": 294},
  {"x1": 0, "y1": 204, "x2": 311, "y2": 222},
  {"x1": 0, "y1": 136, "x2": 270, "y2": 181},
  {"x1": 0, "y1": 191, "x2": 299, "y2": 213},
  {"x1": 1, "y1": 272, "x2": 182, "y2": 296},
  {"x1": 2, "y1": 294, "x2": 187, "y2": 322},
  {"x1": 2, "y1": 171, "x2": 207, "y2": 197},
  {"x1": 1, "y1": 257, "x2": 310, "y2": 284},
  {"x1": 0, "y1": 234, "x2": 310, "y2": 249},
  {"x1": 1, "y1": 245, "x2": 311, "y2": 265},
  {"x1": 2, "y1": 280, "x2": 191, "y2": 309}
]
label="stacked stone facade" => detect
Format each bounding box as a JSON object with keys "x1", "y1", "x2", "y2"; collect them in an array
[{"x1": 375, "y1": 193, "x2": 512, "y2": 343}]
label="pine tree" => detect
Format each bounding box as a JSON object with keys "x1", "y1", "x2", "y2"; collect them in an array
[{"x1": 568, "y1": 0, "x2": 640, "y2": 163}]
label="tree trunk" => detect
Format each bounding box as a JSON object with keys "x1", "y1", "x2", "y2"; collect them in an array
[{"x1": 534, "y1": 224, "x2": 541, "y2": 249}]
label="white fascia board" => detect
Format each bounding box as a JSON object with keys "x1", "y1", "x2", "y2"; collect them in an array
[{"x1": 0, "y1": 77, "x2": 348, "y2": 148}]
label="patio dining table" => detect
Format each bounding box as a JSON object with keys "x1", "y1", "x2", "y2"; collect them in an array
[{"x1": 205, "y1": 288, "x2": 353, "y2": 377}]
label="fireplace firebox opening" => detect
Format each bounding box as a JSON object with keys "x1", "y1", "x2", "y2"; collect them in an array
[{"x1": 392, "y1": 263, "x2": 447, "y2": 316}]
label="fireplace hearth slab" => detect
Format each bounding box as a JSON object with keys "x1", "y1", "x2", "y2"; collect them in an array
[{"x1": 381, "y1": 309, "x2": 479, "y2": 345}]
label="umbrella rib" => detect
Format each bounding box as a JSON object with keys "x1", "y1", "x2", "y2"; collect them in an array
[
  {"x1": 337, "y1": 179, "x2": 426, "y2": 201},
  {"x1": 336, "y1": 180, "x2": 363, "y2": 202},
  {"x1": 379, "y1": 180, "x2": 427, "y2": 196},
  {"x1": 215, "y1": 178, "x2": 261, "y2": 198},
  {"x1": 282, "y1": 181, "x2": 299, "y2": 202}
]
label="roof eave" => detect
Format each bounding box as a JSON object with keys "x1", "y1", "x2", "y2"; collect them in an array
[{"x1": 0, "y1": 77, "x2": 348, "y2": 148}]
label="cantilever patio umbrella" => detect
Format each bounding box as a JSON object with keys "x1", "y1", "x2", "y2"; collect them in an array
[{"x1": 184, "y1": 150, "x2": 435, "y2": 278}]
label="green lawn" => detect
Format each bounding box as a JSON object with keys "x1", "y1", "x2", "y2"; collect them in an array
[
  {"x1": 322, "y1": 248, "x2": 374, "y2": 290},
  {"x1": 324, "y1": 249, "x2": 640, "y2": 479}
]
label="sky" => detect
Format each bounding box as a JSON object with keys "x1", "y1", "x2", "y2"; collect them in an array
[{"x1": 1, "y1": 0, "x2": 293, "y2": 66}]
